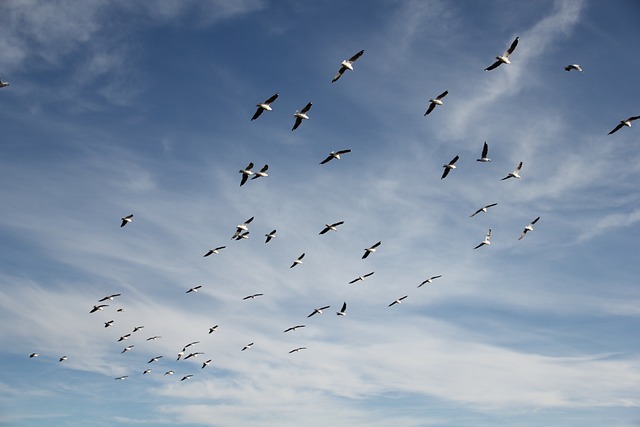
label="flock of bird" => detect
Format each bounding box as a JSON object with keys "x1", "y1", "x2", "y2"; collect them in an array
[{"x1": 13, "y1": 34, "x2": 638, "y2": 386}]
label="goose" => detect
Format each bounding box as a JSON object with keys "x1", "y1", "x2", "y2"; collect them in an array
[
  {"x1": 184, "y1": 352, "x2": 204, "y2": 360},
  {"x1": 143, "y1": 369, "x2": 152, "y2": 374},
  {"x1": 202, "y1": 359, "x2": 212, "y2": 369},
  {"x1": 332, "y1": 49, "x2": 364, "y2": 82},
  {"x1": 608, "y1": 116, "x2": 640, "y2": 135},
  {"x1": 485, "y1": 37, "x2": 519, "y2": 71},
  {"x1": 90, "y1": 304, "x2": 109, "y2": 313},
  {"x1": 474, "y1": 228, "x2": 492, "y2": 249},
  {"x1": 476, "y1": 141, "x2": 491, "y2": 162},
  {"x1": 120, "y1": 214, "x2": 133, "y2": 227},
  {"x1": 121, "y1": 345, "x2": 135, "y2": 353},
  {"x1": 146, "y1": 335, "x2": 162, "y2": 341},
  {"x1": 289, "y1": 347, "x2": 307, "y2": 353},
  {"x1": 320, "y1": 149, "x2": 351, "y2": 165},
  {"x1": 186, "y1": 285, "x2": 202, "y2": 293},
  {"x1": 0, "y1": 77, "x2": 9, "y2": 88},
  {"x1": 564, "y1": 64, "x2": 583, "y2": 72},
  {"x1": 290, "y1": 253, "x2": 305, "y2": 268},
  {"x1": 251, "y1": 164, "x2": 269, "y2": 180},
  {"x1": 234, "y1": 231, "x2": 250, "y2": 241},
  {"x1": 441, "y1": 155, "x2": 459, "y2": 179},
  {"x1": 242, "y1": 342, "x2": 254, "y2": 351},
  {"x1": 388, "y1": 295, "x2": 408, "y2": 307},
  {"x1": 283, "y1": 325, "x2": 306, "y2": 333},
  {"x1": 104, "y1": 320, "x2": 114, "y2": 328},
  {"x1": 239, "y1": 162, "x2": 254, "y2": 186},
  {"x1": 336, "y1": 302, "x2": 347, "y2": 316},
  {"x1": 501, "y1": 161, "x2": 523, "y2": 180},
  {"x1": 98, "y1": 293, "x2": 121, "y2": 302},
  {"x1": 117, "y1": 308, "x2": 126, "y2": 312},
  {"x1": 232, "y1": 216, "x2": 254, "y2": 239},
  {"x1": 243, "y1": 293, "x2": 264, "y2": 300},
  {"x1": 164, "y1": 370, "x2": 174, "y2": 376},
  {"x1": 117, "y1": 334, "x2": 131, "y2": 342},
  {"x1": 208, "y1": 325, "x2": 219, "y2": 334},
  {"x1": 518, "y1": 217, "x2": 540, "y2": 240},
  {"x1": 418, "y1": 275, "x2": 442, "y2": 288},
  {"x1": 132, "y1": 326, "x2": 144, "y2": 333},
  {"x1": 307, "y1": 305, "x2": 330, "y2": 317},
  {"x1": 183, "y1": 341, "x2": 200, "y2": 350},
  {"x1": 424, "y1": 90, "x2": 448, "y2": 116},
  {"x1": 115, "y1": 376, "x2": 128, "y2": 380},
  {"x1": 349, "y1": 271, "x2": 374, "y2": 284},
  {"x1": 319, "y1": 221, "x2": 344, "y2": 234},
  {"x1": 203, "y1": 246, "x2": 225, "y2": 257},
  {"x1": 148, "y1": 356, "x2": 163, "y2": 363},
  {"x1": 292, "y1": 102, "x2": 312, "y2": 131},
  {"x1": 264, "y1": 230, "x2": 277, "y2": 243},
  {"x1": 470, "y1": 203, "x2": 498, "y2": 217},
  {"x1": 362, "y1": 241, "x2": 381, "y2": 259},
  {"x1": 29, "y1": 353, "x2": 39, "y2": 358},
  {"x1": 59, "y1": 355, "x2": 67, "y2": 362},
  {"x1": 176, "y1": 351, "x2": 184, "y2": 361},
  {"x1": 251, "y1": 93, "x2": 278, "y2": 121}
]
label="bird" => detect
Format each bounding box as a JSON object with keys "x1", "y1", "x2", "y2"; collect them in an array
[
  {"x1": 148, "y1": 356, "x2": 163, "y2": 363},
  {"x1": 441, "y1": 155, "x2": 459, "y2": 179},
  {"x1": 474, "y1": 228, "x2": 492, "y2": 250},
  {"x1": 292, "y1": 102, "x2": 312, "y2": 131},
  {"x1": 232, "y1": 216, "x2": 254, "y2": 239},
  {"x1": 319, "y1": 221, "x2": 344, "y2": 235},
  {"x1": 307, "y1": 305, "x2": 330, "y2": 317},
  {"x1": 501, "y1": 161, "x2": 523, "y2": 180},
  {"x1": 90, "y1": 304, "x2": 108, "y2": 313},
  {"x1": 418, "y1": 275, "x2": 442, "y2": 287},
  {"x1": 117, "y1": 308, "x2": 125, "y2": 312},
  {"x1": 121, "y1": 345, "x2": 135, "y2": 353},
  {"x1": 117, "y1": 334, "x2": 131, "y2": 342},
  {"x1": 242, "y1": 343, "x2": 254, "y2": 351},
  {"x1": 208, "y1": 325, "x2": 219, "y2": 334},
  {"x1": 336, "y1": 302, "x2": 347, "y2": 316},
  {"x1": 182, "y1": 341, "x2": 200, "y2": 351},
  {"x1": 608, "y1": 116, "x2": 640, "y2": 135},
  {"x1": 251, "y1": 164, "x2": 269, "y2": 180},
  {"x1": 186, "y1": 285, "x2": 202, "y2": 293},
  {"x1": 29, "y1": 353, "x2": 39, "y2": 358},
  {"x1": 289, "y1": 347, "x2": 307, "y2": 353},
  {"x1": 132, "y1": 326, "x2": 144, "y2": 333},
  {"x1": 146, "y1": 336, "x2": 162, "y2": 341},
  {"x1": 202, "y1": 359, "x2": 212, "y2": 369},
  {"x1": 115, "y1": 376, "x2": 128, "y2": 380},
  {"x1": 0, "y1": 76, "x2": 9, "y2": 88},
  {"x1": 120, "y1": 214, "x2": 133, "y2": 227},
  {"x1": 98, "y1": 293, "x2": 121, "y2": 302},
  {"x1": 251, "y1": 93, "x2": 279, "y2": 121},
  {"x1": 143, "y1": 369, "x2": 152, "y2": 374},
  {"x1": 243, "y1": 293, "x2": 264, "y2": 300},
  {"x1": 59, "y1": 355, "x2": 67, "y2": 362},
  {"x1": 476, "y1": 141, "x2": 491, "y2": 162},
  {"x1": 239, "y1": 162, "x2": 254, "y2": 186},
  {"x1": 349, "y1": 272, "x2": 374, "y2": 284},
  {"x1": 424, "y1": 90, "x2": 448, "y2": 116},
  {"x1": 362, "y1": 241, "x2": 381, "y2": 259},
  {"x1": 176, "y1": 351, "x2": 184, "y2": 361},
  {"x1": 164, "y1": 370, "x2": 174, "y2": 376},
  {"x1": 518, "y1": 217, "x2": 540, "y2": 240},
  {"x1": 290, "y1": 253, "x2": 305, "y2": 268},
  {"x1": 470, "y1": 203, "x2": 498, "y2": 217},
  {"x1": 203, "y1": 246, "x2": 225, "y2": 257},
  {"x1": 320, "y1": 149, "x2": 351, "y2": 165},
  {"x1": 104, "y1": 320, "x2": 114, "y2": 328},
  {"x1": 564, "y1": 64, "x2": 583, "y2": 72},
  {"x1": 264, "y1": 230, "x2": 277, "y2": 243},
  {"x1": 332, "y1": 49, "x2": 364, "y2": 82},
  {"x1": 485, "y1": 36, "x2": 519, "y2": 71},
  {"x1": 283, "y1": 325, "x2": 306, "y2": 333},
  {"x1": 388, "y1": 296, "x2": 408, "y2": 307},
  {"x1": 234, "y1": 231, "x2": 250, "y2": 241},
  {"x1": 184, "y1": 352, "x2": 204, "y2": 360}
]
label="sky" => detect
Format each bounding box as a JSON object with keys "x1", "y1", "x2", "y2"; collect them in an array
[{"x1": 1, "y1": 0, "x2": 639, "y2": 426}]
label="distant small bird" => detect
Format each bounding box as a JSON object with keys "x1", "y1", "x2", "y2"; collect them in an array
[
  {"x1": 474, "y1": 228, "x2": 492, "y2": 250},
  {"x1": 362, "y1": 241, "x2": 381, "y2": 259},
  {"x1": 183, "y1": 341, "x2": 200, "y2": 351},
  {"x1": 120, "y1": 214, "x2": 133, "y2": 227},
  {"x1": 608, "y1": 116, "x2": 640, "y2": 135},
  {"x1": 332, "y1": 49, "x2": 364, "y2": 83},
  {"x1": 148, "y1": 356, "x2": 163, "y2": 363},
  {"x1": 289, "y1": 347, "x2": 307, "y2": 353},
  {"x1": 143, "y1": 369, "x2": 152, "y2": 374},
  {"x1": 232, "y1": 217, "x2": 254, "y2": 239},
  {"x1": 388, "y1": 296, "x2": 408, "y2": 307},
  {"x1": 115, "y1": 376, "x2": 128, "y2": 380},
  {"x1": 336, "y1": 302, "x2": 347, "y2": 316},
  {"x1": 501, "y1": 161, "x2": 523, "y2": 180},
  {"x1": 132, "y1": 326, "x2": 144, "y2": 333},
  {"x1": 176, "y1": 351, "x2": 184, "y2": 361},
  {"x1": 186, "y1": 285, "x2": 202, "y2": 293},
  {"x1": 104, "y1": 320, "x2": 114, "y2": 328},
  {"x1": 98, "y1": 293, "x2": 121, "y2": 302},
  {"x1": 118, "y1": 334, "x2": 131, "y2": 342},
  {"x1": 29, "y1": 353, "x2": 39, "y2": 358},
  {"x1": 283, "y1": 325, "x2": 306, "y2": 333},
  {"x1": 234, "y1": 231, "x2": 250, "y2": 241},
  {"x1": 290, "y1": 253, "x2": 305, "y2": 268},
  {"x1": 241, "y1": 342, "x2": 254, "y2": 351},
  {"x1": 146, "y1": 336, "x2": 162, "y2": 341},
  {"x1": 320, "y1": 149, "x2": 351, "y2": 165},
  {"x1": 485, "y1": 37, "x2": 519, "y2": 71},
  {"x1": 121, "y1": 345, "x2": 135, "y2": 353},
  {"x1": 319, "y1": 221, "x2": 344, "y2": 235},
  {"x1": 441, "y1": 155, "x2": 459, "y2": 179},
  {"x1": 251, "y1": 164, "x2": 269, "y2": 180},
  {"x1": 264, "y1": 230, "x2": 277, "y2": 243},
  {"x1": 476, "y1": 141, "x2": 491, "y2": 162},
  {"x1": 0, "y1": 76, "x2": 9, "y2": 88},
  {"x1": 425, "y1": 90, "x2": 448, "y2": 116},
  {"x1": 251, "y1": 93, "x2": 279, "y2": 121},
  {"x1": 518, "y1": 217, "x2": 540, "y2": 240},
  {"x1": 202, "y1": 359, "x2": 212, "y2": 369},
  {"x1": 349, "y1": 271, "x2": 374, "y2": 284},
  {"x1": 208, "y1": 325, "x2": 219, "y2": 334},
  {"x1": 564, "y1": 64, "x2": 583, "y2": 72},
  {"x1": 292, "y1": 102, "x2": 312, "y2": 131},
  {"x1": 239, "y1": 162, "x2": 254, "y2": 186},
  {"x1": 184, "y1": 352, "x2": 204, "y2": 360},
  {"x1": 243, "y1": 293, "x2": 264, "y2": 300},
  {"x1": 59, "y1": 355, "x2": 67, "y2": 362},
  {"x1": 307, "y1": 305, "x2": 330, "y2": 318},
  {"x1": 470, "y1": 203, "x2": 498, "y2": 218},
  {"x1": 203, "y1": 246, "x2": 225, "y2": 257},
  {"x1": 117, "y1": 308, "x2": 125, "y2": 312},
  {"x1": 90, "y1": 304, "x2": 108, "y2": 313},
  {"x1": 164, "y1": 370, "x2": 174, "y2": 376},
  {"x1": 418, "y1": 275, "x2": 442, "y2": 287}
]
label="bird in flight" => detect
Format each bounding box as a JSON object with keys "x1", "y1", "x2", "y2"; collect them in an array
[
  {"x1": 608, "y1": 116, "x2": 640, "y2": 135},
  {"x1": 476, "y1": 141, "x2": 491, "y2": 162},
  {"x1": 59, "y1": 355, "x2": 67, "y2": 362},
  {"x1": 424, "y1": 90, "x2": 448, "y2": 116},
  {"x1": 264, "y1": 229, "x2": 277, "y2": 243},
  {"x1": 564, "y1": 64, "x2": 583, "y2": 72},
  {"x1": 203, "y1": 246, "x2": 225, "y2": 257},
  {"x1": 0, "y1": 76, "x2": 9, "y2": 88},
  {"x1": 501, "y1": 161, "x2": 523, "y2": 180},
  {"x1": 98, "y1": 293, "x2": 121, "y2": 302},
  {"x1": 120, "y1": 214, "x2": 133, "y2": 227},
  {"x1": 30, "y1": 353, "x2": 39, "y2": 358},
  {"x1": 202, "y1": 359, "x2": 212, "y2": 369},
  {"x1": 121, "y1": 345, "x2": 135, "y2": 353},
  {"x1": 117, "y1": 334, "x2": 131, "y2": 342},
  {"x1": 518, "y1": 217, "x2": 540, "y2": 241},
  {"x1": 308, "y1": 305, "x2": 330, "y2": 317},
  {"x1": 104, "y1": 320, "x2": 114, "y2": 328},
  {"x1": 362, "y1": 241, "x2": 381, "y2": 259},
  {"x1": 251, "y1": 164, "x2": 269, "y2": 180},
  {"x1": 184, "y1": 352, "x2": 204, "y2": 360},
  {"x1": 115, "y1": 376, "x2": 128, "y2": 380},
  {"x1": 319, "y1": 221, "x2": 345, "y2": 235},
  {"x1": 485, "y1": 36, "x2": 519, "y2": 71},
  {"x1": 208, "y1": 325, "x2": 219, "y2": 334},
  {"x1": 292, "y1": 102, "x2": 312, "y2": 131},
  {"x1": 283, "y1": 325, "x2": 306, "y2": 333},
  {"x1": 336, "y1": 302, "x2": 347, "y2": 316},
  {"x1": 332, "y1": 49, "x2": 364, "y2": 83},
  {"x1": 474, "y1": 228, "x2": 492, "y2": 249},
  {"x1": 388, "y1": 296, "x2": 408, "y2": 307},
  {"x1": 241, "y1": 343, "x2": 254, "y2": 351},
  {"x1": 181, "y1": 375, "x2": 194, "y2": 381},
  {"x1": 239, "y1": 162, "x2": 254, "y2": 186},
  {"x1": 470, "y1": 203, "x2": 498, "y2": 218},
  {"x1": 418, "y1": 275, "x2": 442, "y2": 287},
  {"x1": 232, "y1": 216, "x2": 254, "y2": 239},
  {"x1": 146, "y1": 335, "x2": 162, "y2": 341},
  {"x1": 441, "y1": 155, "x2": 459, "y2": 179},
  {"x1": 90, "y1": 304, "x2": 109, "y2": 313},
  {"x1": 243, "y1": 293, "x2": 264, "y2": 300},
  {"x1": 148, "y1": 356, "x2": 163, "y2": 363},
  {"x1": 320, "y1": 149, "x2": 351, "y2": 165},
  {"x1": 289, "y1": 347, "x2": 307, "y2": 353},
  {"x1": 349, "y1": 271, "x2": 374, "y2": 284},
  {"x1": 290, "y1": 253, "x2": 305, "y2": 268},
  {"x1": 251, "y1": 93, "x2": 279, "y2": 121},
  {"x1": 186, "y1": 285, "x2": 202, "y2": 293}
]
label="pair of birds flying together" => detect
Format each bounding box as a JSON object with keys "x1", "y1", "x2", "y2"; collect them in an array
[{"x1": 239, "y1": 163, "x2": 269, "y2": 186}]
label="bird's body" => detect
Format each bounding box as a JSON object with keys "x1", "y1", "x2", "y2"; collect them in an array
[
  {"x1": 251, "y1": 93, "x2": 278, "y2": 121},
  {"x1": 292, "y1": 102, "x2": 312, "y2": 131},
  {"x1": 203, "y1": 246, "x2": 225, "y2": 257},
  {"x1": 501, "y1": 162, "x2": 523, "y2": 180},
  {"x1": 362, "y1": 241, "x2": 381, "y2": 259},
  {"x1": 319, "y1": 221, "x2": 344, "y2": 235},
  {"x1": 332, "y1": 50, "x2": 364, "y2": 82},
  {"x1": 485, "y1": 37, "x2": 519, "y2": 71},
  {"x1": 120, "y1": 214, "x2": 133, "y2": 227},
  {"x1": 470, "y1": 203, "x2": 498, "y2": 218},
  {"x1": 425, "y1": 90, "x2": 448, "y2": 116},
  {"x1": 518, "y1": 217, "x2": 540, "y2": 240},
  {"x1": 476, "y1": 141, "x2": 491, "y2": 162},
  {"x1": 320, "y1": 149, "x2": 351, "y2": 165},
  {"x1": 474, "y1": 228, "x2": 492, "y2": 249},
  {"x1": 308, "y1": 305, "x2": 330, "y2": 317},
  {"x1": 290, "y1": 253, "x2": 305, "y2": 268},
  {"x1": 608, "y1": 116, "x2": 640, "y2": 135},
  {"x1": 441, "y1": 155, "x2": 459, "y2": 179}
]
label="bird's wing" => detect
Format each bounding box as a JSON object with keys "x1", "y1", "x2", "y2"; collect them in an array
[
  {"x1": 437, "y1": 90, "x2": 449, "y2": 100},
  {"x1": 240, "y1": 174, "x2": 249, "y2": 186},
  {"x1": 332, "y1": 221, "x2": 344, "y2": 227},
  {"x1": 450, "y1": 155, "x2": 459, "y2": 165},
  {"x1": 424, "y1": 102, "x2": 436, "y2": 116},
  {"x1": 299, "y1": 253, "x2": 305, "y2": 260},
  {"x1": 337, "y1": 149, "x2": 352, "y2": 155},
  {"x1": 486, "y1": 203, "x2": 498, "y2": 208},
  {"x1": 332, "y1": 67, "x2": 346, "y2": 83},
  {"x1": 505, "y1": 37, "x2": 519, "y2": 56},
  {"x1": 531, "y1": 216, "x2": 540, "y2": 224},
  {"x1": 484, "y1": 60, "x2": 501, "y2": 71},
  {"x1": 371, "y1": 241, "x2": 381, "y2": 249},
  {"x1": 481, "y1": 142, "x2": 489, "y2": 157},
  {"x1": 487, "y1": 228, "x2": 492, "y2": 238},
  {"x1": 301, "y1": 102, "x2": 313, "y2": 113},
  {"x1": 515, "y1": 162, "x2": 523, "y2": 172},
  {"x1": 265, "y1": 93, "x2": 279, "y2": 104},
  {"x1": 340, "y1": 302, "x2": 347, "y2": 312},
  {"x1": 251, "y1": 108, "x2": 263, "y2": 121},
  {"x1": 441, "y1": 168, "x2": 450, "y2": 179},
  {"x1": 292, "y1": 117, "x2": 302, "y2": 131},
  {"x1": 608, "y1": 124, "x2": 624, "y2": 135},
  {"x1": 364, "y1": 272, "x2": 374, "y2": 278},
  {"x1": 349, "y1": 50, "x2": 365, "y2": 62},
  {"x1": 320, "y1": 154, "x2": 333, "y2": 164},
  {"x1": 470, "y1": 209, "x2": 482, "y2": 217},
  {"x1": 627, "y1": 116, "x2": 640, "y2": 122}
]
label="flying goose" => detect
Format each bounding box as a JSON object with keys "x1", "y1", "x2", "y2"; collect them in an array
[
  {"x1": 208, "y1": 325, "x2": 219, "y2": 334},
  {"x1": 242, "y1": 342, "x2": 254, "y2": 351},
  {"x1": 251, "y1": 164, "x2": 269, "y2": 180},
  {"x1": 59, "y1": 355, "x2": 67, "y2": 362},
  {"x1": 608, "y1": 116, "x2": 640, "y2": 135},
  {"x1": 29, "y1": 353, "x2": 39, "y2": 358},
  {"x1": 470, "y1": 203, "x2": 498, "y2": 217},
  {"x1": 474, "y1": 228, "x2": 492, "y2": 249},
  {"x1": 181, "y1": 375, "x2": 193, "y2": 381},
  {"x1": 476, "y1": 141, "x2": 491, "y2": 162},
  {"x1": 120, "y1": 214, "x2": 133, "y2": 227},
  {"x1": 418, "y1": 275, "x2": 442, "y2": 287},
  {"x1": 115, "y1": 376, "x2": 128, "y2": 380},
  {"x1": 239, "y1": 162, "x2": 254, "y2": 186},
  {"x1": 132, "y1": 326, "x2": 144, "y2": 333},
  {"x1": 319, "y1": 221, "x2": 344, "y2": 235},
  {"x1": 264, "y1": 230, "x2": 277, "y2": 243},
  {"x1": 146, "y1": 335, "x2": 162, "y2": 341},
  {"x1": 148, "y1": 356, "x2": 163, "y2": 363},
  {"x1": 202, "y1": 359, "x2": 212, "y2": 369},
  {"x1": 186, "y1": 285, "x2": 202, "y2": 293},
  {"x1": 90, "y1": 304, "x2": 108, "y2": 313},
  {"x1": 243, "y1": 293, "x2": 264, "y2": 300},
  {"x1": 292, "y1": 102, "x2": 312, "y2": 131},
  {"x1": 441, "y1": 155, "x2": 459, "y2": 179},
  {"x1": 203, "y1": 246, "x2": 225, "y2": 257},
  {"x1": 518, "y1": 217, "x2": 540, "y2": 240},
  {"x1": 336, "y1": 302, "x2": 347, "y2": 316},
  {"x1": 290, "y1": 253, "x2": 305, "y2": 268},
  {"x1": 117, "y1": 334, "x2": 131, "y2": 342},
  {"x1": 362, "y1": 241, "x2": 381, "y2": 259},
  {"x1": 251, "y1": 93, "x2": 279, "y2": 121},
  {"x1": 283, "y1": 325, "x2": 306, "y2": 333},
  {"x1": 388, "y1": 295, "x2": 408, "y2": 307},
  {"x1": 332, "y1": 49, "x2": 364, "y2": 82},
  {"x1": 349, "y1": 271, "x2": 374, "y2": 284},
  {"x1": 564, "y1": 64, "x2": 583, "y2": 72},
  {"x1": 0, "y1": 77, "x2": 9, "y2": 88},
  {"x1": 104, "y1": 320, "x2": 114, "y2": 328},
  {"x1": 485, "y1": 37, "x2": 519, "y2": 71},
  {"x1": 307, "y1": 305, "x2": 330, "y2": 317},
  {"x1": 289, "y1": 347, "x2": 307, "y2": 353},
  {"x1": 184, "y1": 352, "x2": 204, "y2": 360},
  {"x1": 424, "y1": 90, "x2": 448, "y2": 116},
  {"x1": 320, "y1": 149, "x2": 351, "y2": 165},
  {"x1": 232, "y1": 216, "x2": 254, "y2": 239},
  {"x1": 121, "y1": 345, "x2": 135, "y2": 353},
  {"x1": 501, "y1": 162, "x2": 523, "y2": 180},
  {"x1": 98, "y1": 293, "x2": 121, "y2": 302}
]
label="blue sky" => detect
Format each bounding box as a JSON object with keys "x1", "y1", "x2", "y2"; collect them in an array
[{"x1": 1, "y1": 0, "x2": 640, "y2": 426}]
